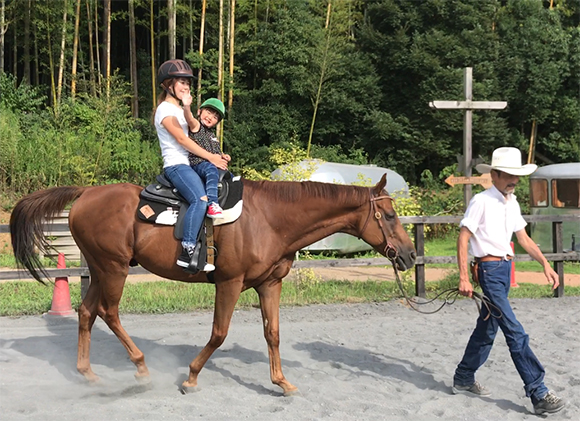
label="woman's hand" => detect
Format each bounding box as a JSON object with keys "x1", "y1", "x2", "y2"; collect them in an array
[
  {"x1": 181, "y1": 92, "x2": 193, "y2": 107},
  {"x1": 209, "y1": 154, "x2": 229, "y2": 170},
  {"x1": 222, "y1": 154, "x2": 231, "y2": 162}
]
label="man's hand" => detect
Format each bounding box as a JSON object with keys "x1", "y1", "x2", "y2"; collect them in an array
[
  {"x1": 458, "y1": 275, "x2": 474, "y2": 298},
  {"x1": 543, "y1": 265, "x2": 560, "y2": 290}
]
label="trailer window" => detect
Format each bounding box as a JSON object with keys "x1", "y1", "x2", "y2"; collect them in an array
[
  {"x1": 530, "y1": 179, "x2": 548, "y2": 207},
  {"x1": 552, "y1": 179, "x2": 580, "y2": 208}
]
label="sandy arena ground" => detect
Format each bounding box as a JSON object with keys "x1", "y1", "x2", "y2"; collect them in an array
[{"x1": 1, "y1": 297, "x2": 579, "y2": 421}]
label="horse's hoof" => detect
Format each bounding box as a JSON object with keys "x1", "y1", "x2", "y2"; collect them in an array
[
  {"x1": 135, "y1": 374, "x2": 152, "y2": 385},
  {"x1": 180, "y1": 385, "x2": 201, "y2": 394},
  {"x1": 84, "y1": 374, "x2": 101, "y2": 385},
  {"x1": 283, "y1": 388, "x2": 301, "y2": 397}
]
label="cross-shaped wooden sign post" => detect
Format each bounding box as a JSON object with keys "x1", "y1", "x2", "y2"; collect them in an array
[{"x1": 429, "y1": 67, "x2": 507, "y2": 206}]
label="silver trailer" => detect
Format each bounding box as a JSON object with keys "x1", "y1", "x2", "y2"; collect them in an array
[
  {"x1": 272, "y1": 161, "x2": 409, "y2": 254},
  {"x1": 529, "y1": 162, "x2": 580, "y2": 252}
]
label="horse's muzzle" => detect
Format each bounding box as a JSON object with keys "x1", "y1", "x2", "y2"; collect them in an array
[{"x1": 395, "y1": 251, "x2": 416, "y2": 271}]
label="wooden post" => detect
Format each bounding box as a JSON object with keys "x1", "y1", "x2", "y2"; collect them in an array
[
  {"x1": 552, "y1": 221, "x2": 564, "y2": 297},
  {"x1": 414, "y1": 222, "x2": 426, "y2": 298},
  {"x1": 80, "y1": 253, "x2": 90, "y2": 300},
  {"x1": 429, "y1": 67, "x2": 507, "y2": 207}
]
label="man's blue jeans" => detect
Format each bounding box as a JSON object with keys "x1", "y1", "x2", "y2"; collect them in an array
[
  {"x1": 191, "y1": 161, "x2": 219, "y2": 205},
  {"x1": 454, "y1": 259, "x2": 549, "y2": 403},
  {"x1": 164, "y1": 164, "x2": 207, "y2": 245}
]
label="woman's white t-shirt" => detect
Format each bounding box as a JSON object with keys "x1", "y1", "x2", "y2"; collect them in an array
[{"x1": 154, "y1": 101, "x2": 190, "y2": 168}]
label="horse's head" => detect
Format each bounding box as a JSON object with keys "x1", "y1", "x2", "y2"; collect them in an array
[{"x1": 358, "y1": 174, "x2": 416, "y2": 271}]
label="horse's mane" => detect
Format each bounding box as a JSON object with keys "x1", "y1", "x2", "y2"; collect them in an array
[{"x1": 246, "y1": 179, "x2": 369, "y2": 205}]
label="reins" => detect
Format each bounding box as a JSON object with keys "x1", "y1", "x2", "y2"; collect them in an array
[
  {"x1": 360, "y1": 189, "x2": 503, "y2": 320},
  {"x1": 390, "y1": 262, "x2": 503, "y2": 320}
]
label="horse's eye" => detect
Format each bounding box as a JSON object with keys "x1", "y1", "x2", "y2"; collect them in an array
[{"x1": 384, "y1": 210, "x2": 396, "y2": 220}]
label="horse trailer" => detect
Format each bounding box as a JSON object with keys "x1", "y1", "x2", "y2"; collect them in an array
[{"x1": 529, "y1": 162, "x2": 580, "y2": 253}]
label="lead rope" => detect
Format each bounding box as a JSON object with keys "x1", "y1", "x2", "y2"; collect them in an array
[{"x1": 390, "y1": 260, "x2": 503, "y2": 320}]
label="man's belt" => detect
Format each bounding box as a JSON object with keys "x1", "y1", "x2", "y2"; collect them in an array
[{"x1": 476, "y1": 255, "x2": 513, "y2": 262}]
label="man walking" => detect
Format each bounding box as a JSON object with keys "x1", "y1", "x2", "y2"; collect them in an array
[{"x1": 452, "y1": 147, "x2": 566, "y2": 415}]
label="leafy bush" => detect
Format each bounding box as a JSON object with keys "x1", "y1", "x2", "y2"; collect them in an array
[{"x1": 0, "y1": 73, "x2": 46, "y2": 113}]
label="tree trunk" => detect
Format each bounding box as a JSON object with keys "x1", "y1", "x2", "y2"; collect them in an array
[
  {"x1": 150, "y1": 0, "x2": 156, "y2": 109},
  {"x1": 23, "y1": 0, "x2": 31, "y2": 82},
  {"x1": 12, "y1": 6, "x2": 16, "y2": 81},
  {"x1": 46, "y1": 0, "x2": 57, "y2": 107},
  {"x1": 104, "y1": 0, "x2": 111, "y2": 97},
  {"x1": 168, "y1": 0, "x2": 176, "y2": 59},
  {"x1": 196, "y1": 0, "x2": 206, "y2": 108},
  {"x1": 33, "y1": 4, "x2": 39, "y2": 85},
  {"x1": 0, "y1": 0, "x2": 5, "y2": 74},
  {"x1": 71, "y1": 0, "x2": 81, "y2": 99},
  {"x1": 189, "y1": 0, "x2": 193, "y2": 54},
  {"x1": 129, "y1": 0, "x2": 138, "y2": 117},
  {"x1": 86, "y1": 0, "x2": 96, "y2": 95},
  {"x1": 307, "y1": 0, "x2": 332, "y2": 158},
  {"x1": 227, "y1": 0, "x2": 235, "y2": 114},
  {"x1": 56, "y1": 0, "x2": 69, "y2": 103},
  {"x1": 94, "y1": 0, "x2": 101, "y2": 91},
  {"x1": 217, "y1": 0, "x2": 224, "y2": 140}
]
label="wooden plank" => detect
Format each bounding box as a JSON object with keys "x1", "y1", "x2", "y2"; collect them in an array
[
  {"x1": 414, "y1": 223, "x2": 426, "y2": 298},
  {"x1": 553, "y1": 222, "x2": 564, "y2": 298}
]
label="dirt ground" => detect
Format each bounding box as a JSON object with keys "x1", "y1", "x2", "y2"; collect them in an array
[
  {"x1": 0, "y1": 210, "x2": 10, "y2": 255},
  {"x1": 1, "y1": 298, "x2": 579, "y2": 421}
]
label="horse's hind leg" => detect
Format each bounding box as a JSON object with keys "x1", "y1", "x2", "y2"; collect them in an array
[
  {"x1": 182, "y1": 278, "x2": 244, "y2": 391},
  {"x1": 255, "y1": 280, "x2": 298, "y2": 396},
  {"x1": 95, "y1": 268, "x2": 151, "y2": 384},
  {"x1": 77, "y1": 274, "x2": 101, "y2": 382}
]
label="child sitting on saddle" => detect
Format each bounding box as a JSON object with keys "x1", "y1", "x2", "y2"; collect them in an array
[
  {"x1": 185, "y1": 98, "x2": 231, "y2": 219},
  {"x1": 153, "y1": 59, "x2": 229, "y2": 272}
]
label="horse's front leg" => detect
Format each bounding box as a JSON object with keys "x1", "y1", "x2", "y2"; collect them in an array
[
  {"x1": 256, "y1": 280, "x2": 298, "y2": 396},
  {"x1": 182, "y1": 278, "x2": 243, "y2": 392}
]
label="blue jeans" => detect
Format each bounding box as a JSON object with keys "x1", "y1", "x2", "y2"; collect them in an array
[
  {"x1": 454, "y1": 259, "x2": 549, "y2": 403},
  {"x1": 191, "y1": 161, "x2": 219, "y2": 204},
  {"x1": 164, "y1": 164, "x2": 208, "y2": 244}
]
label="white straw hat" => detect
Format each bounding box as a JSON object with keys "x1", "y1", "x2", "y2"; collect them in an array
[{"x1": 475, "y1": 147, "x2": 537, "y2": 176}]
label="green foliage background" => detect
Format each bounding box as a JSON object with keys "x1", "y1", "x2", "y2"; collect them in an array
[{"x1": 1, "y1": 0, "x2": 578, "y2": 216}]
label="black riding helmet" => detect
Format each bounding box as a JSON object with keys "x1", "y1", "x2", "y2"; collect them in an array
[{"x1": 157, "y1": 59, "x2": 194, "y2": 85}]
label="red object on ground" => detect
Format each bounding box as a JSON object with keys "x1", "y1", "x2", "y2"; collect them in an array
[
  {"x1": 510, "y1": 241, "x2": 518, "y2": 288},
  {"x1": 47, "y1": 253, "x2": 76, "y2": 316}
]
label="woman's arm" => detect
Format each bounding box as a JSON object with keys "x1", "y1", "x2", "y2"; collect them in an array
[
  {"x1": 181, "y1": 93, "x2": 200, "y2": 133},
  {"x1": 162, "y1": 116, "x2": 228, "y2": 170}
]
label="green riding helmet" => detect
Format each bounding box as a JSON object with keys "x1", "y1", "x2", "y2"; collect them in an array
[{"x1": 200, "y1": 98, "x2": 225, "y2": 120}]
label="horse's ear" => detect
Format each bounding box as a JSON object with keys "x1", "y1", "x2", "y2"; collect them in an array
[{"x1": 373, "y1": 173, "x2": 387, "y2": 195}]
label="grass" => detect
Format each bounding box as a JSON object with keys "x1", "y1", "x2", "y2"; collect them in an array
[{"x1": 1, "y1": 272, "x2": 578, "y2": 317}]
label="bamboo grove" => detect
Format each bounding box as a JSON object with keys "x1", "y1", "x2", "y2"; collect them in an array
[{"x1": 0, "y1": 0, "x2": 578, "y2": 198}]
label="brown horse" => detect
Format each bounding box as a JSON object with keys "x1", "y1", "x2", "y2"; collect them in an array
[{"x1": 10, "y1": 174, "x2": 416, "y2": 395}]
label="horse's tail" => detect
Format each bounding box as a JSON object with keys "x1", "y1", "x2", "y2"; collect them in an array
[{"x1": 10, "y1": 186, "x2": 87, "y2": 284}]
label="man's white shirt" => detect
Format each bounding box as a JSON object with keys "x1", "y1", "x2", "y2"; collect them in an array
[{"x1": 460, "y1": 185, "x2": 527, "y2": 258}]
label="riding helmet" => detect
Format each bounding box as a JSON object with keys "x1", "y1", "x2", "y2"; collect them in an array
[
  {"x1": 158, "y1": 59, "x2": 194, "y2": 84},
  {"x1": 200, "y1": 98, "x2": 226, "y2": 120}
]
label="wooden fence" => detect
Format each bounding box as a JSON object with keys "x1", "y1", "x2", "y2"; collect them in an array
[{"x1": 1, "y1": 215, "x2": 579, "y2": 298}]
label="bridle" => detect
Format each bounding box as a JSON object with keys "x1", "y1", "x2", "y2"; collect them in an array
[
  {"x1": 359, "y1": 190, "x2": 399, "y2": 260},
  {"x1": 359, "y1": 189, "x2": 502, "y2": 320}
]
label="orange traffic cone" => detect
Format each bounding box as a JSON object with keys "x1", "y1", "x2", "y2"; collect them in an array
[
  {"x1": 45, "y1": 253, "x2": 76, "y2": 317},
  {"x1": 510, "y1": 241, "x2": 518, "y2": 288}
]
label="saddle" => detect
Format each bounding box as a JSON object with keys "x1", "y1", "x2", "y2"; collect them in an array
[{"x1": 137, "y1": 170, "x2": 243, "y2": 273}]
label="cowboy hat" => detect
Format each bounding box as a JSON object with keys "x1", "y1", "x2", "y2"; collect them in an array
[{"x1": 475, "y1": 147, "x2": 537, "y2": 176}]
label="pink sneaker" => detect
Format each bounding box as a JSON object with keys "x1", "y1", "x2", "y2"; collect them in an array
[{"x1": 207, "y1": 202, "x2": 223, "y2": 219}]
